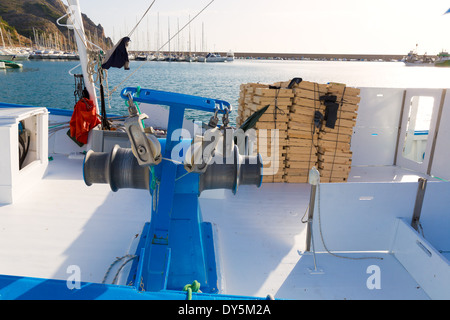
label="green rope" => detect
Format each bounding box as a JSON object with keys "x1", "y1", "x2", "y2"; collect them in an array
[
  {"x1": 183, "y1": 280, "x2": 201, "y2": 300},
  {"x1": 150, "y1": 167, "x2": 157, "y2": 191},
  {"x1": 125, "y1": 86, "x2": 145, "y2": 128}
]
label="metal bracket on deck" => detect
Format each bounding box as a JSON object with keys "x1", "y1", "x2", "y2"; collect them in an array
[{"x1": 411, "y1": 178, "x2": 427, "y2": 233}]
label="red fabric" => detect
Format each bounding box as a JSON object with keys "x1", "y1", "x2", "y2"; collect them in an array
[{"x1": 69, "y1": 98, "x2": 101, "y2": 144}]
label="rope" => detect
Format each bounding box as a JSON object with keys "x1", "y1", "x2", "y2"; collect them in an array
[
  {"x1": 316, "y1": 182, "x2": 383, "y2": 261},
  {"x1": 176, "y1": 171, "x2": 191, "y2": 182},
  {"x1": 309, "y1": 83, "x2": 321, "y2": 173},
  {"x1": 272, "y1": 88, "x2": 283, "y2": 182},
  {"x1": 183, "y1": 280, "x2": 201, "y2": 300},
  {"x1": 260, "y1": 87, "x2": 285, "y2": 182},
  {"x1": 112, "y1": 256, "x2": 137, "y2": 284},
  {"x1": 328, "y1": 87, "x2": 346, "y2": 183},
  {"x1": 149, "y1": 166, "x2": 161, "y2": 212},
  {"x1": 58, "y1": 0, "x2": 100, "y2": 52},
  {"x1": 58, "y1": 0, "x2": 113, "y2": 115},
  {"x1": 86, "y1": 49, "x2": 102, "y2": 82},
  {"x1": 152, "y1": 179, "x2": 160, "y2": 212},
  {"x1": 162, "y1": 157, "x2": 184, "y2": 165},
  {"x1": 102, "y1": 254, "x2": 138, "y2": 284},
  {"x1": 110, "y1": 0, "x2": 216, "y2": 95},
  {"x1": 157, "y1": 0, "x2": 215, "y2": 54},
  {"x1": 128, "y1": 0, "x2": 157, "y2": 38}
]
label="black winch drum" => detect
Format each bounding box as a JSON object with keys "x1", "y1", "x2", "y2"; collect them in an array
[
  {"x1": 84, "y1": 144, "x2": 262, "y2": 194},
  {"x1": 199, "y1": 145, "x2": 263, "y2": 194},
  {"x1": 83, "y1": 145, "x2": 149, "y2": 191}
]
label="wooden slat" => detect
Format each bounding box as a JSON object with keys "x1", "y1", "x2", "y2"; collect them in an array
[
  {"x1": 254, "y1": 87, "x2": 295, "y2": 98},
  {"x1": 239, "y1": 79, "x2": 360, "y2": 185},
  {"x1": 284, "y1": 176, "x2": 309, "y2": 183},
  {"x1": 252, "y1": 96, "x2": 292, "y2": 105}
]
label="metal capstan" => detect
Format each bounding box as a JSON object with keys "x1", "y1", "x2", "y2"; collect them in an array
[{"x1": 83, "y1": 87, "x2": 263, "y2": 293}]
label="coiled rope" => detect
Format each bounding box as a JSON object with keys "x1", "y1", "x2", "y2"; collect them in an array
[{"x1": 183, "y1": 280, "x2": 201, "y2": 300}]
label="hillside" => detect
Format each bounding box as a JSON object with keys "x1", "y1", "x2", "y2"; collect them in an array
[{"x1": 0, "y1": 0, "x2": 112, "y2": 49}]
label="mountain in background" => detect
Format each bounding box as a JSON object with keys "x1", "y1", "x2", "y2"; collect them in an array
[{"x1": 0, "y1": 0, "x2": 112, "y2": 50}]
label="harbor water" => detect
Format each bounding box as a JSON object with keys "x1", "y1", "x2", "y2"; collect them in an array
[{"x1": 1, "y1": 59, "x2": 450, "y2": 126}]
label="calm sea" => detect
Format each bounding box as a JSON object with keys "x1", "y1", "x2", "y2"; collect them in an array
[{"x1": 1, "y1": 59, "x2": 450, "y2": 125}]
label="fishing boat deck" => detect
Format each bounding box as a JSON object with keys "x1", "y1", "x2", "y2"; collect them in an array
[{"x1": 0, "y1": 151, "x2": 447, "y2": 300}]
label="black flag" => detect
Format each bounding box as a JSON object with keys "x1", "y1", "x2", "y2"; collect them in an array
[{"x1": 102, "y1": 37, "x2": 131, "y2": 70}]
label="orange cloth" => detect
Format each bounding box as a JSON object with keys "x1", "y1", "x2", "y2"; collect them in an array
[{"x1": 69, "y1": 98, "x2": 101, "y2": 144}]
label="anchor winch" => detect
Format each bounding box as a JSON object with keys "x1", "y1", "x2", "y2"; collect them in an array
[{"x1": 83, "y1": 87, "x2": 262, "y2": 293}]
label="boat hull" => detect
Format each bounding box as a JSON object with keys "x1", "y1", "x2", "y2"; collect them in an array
[
  {"x1": 435, "y1": 60, "x2": 450, "y2": 67},
  {"x1": 0, "y1": 60, "x2": 23, "y2": 68},
  {"x1": 0, "y1": 54, "x2": 14, "y2": 60},
  {"x1": 404, "y1": 62, "x2": 434, "y2": 67}
]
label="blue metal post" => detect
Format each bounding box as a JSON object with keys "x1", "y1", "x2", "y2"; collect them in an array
[{"x1": 121, "y1": 88, "x2": 229, "y2": 293}]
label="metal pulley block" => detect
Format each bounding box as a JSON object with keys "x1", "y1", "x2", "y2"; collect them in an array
[
  {"x1": 184, "y1": 127, "x2": 221, "y2": 173},
  {"x1": 222, "y1": 107, "x2": 230, "y2": 128},
  {"x1": 208, "y1": 107, "x2": 220, "y2": 128},
  {"x1": 124, "y1": 93, "x2": 162, "y2": 167}
]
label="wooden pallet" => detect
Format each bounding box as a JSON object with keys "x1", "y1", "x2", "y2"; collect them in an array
[{"x1": 238, "y1": 78, "x2": 360, "y2": 184}]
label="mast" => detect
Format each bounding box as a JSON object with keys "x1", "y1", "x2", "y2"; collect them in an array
[
  {"x1": 202, "y1": 22, "x2": 204, "y2": 53},
  {"x1": 65, "y1": 0, "x2": 99, "y2": 112},
  {"x1": 157, "y1": 12, "x2": 160, "y2": 52},
  {"x1": 189, "y1": 15, "x2": 191, "y2": 59},
  {"x1": 147, "y1": 15, "x2": 150, "y2": 52},
  {"x1": 177, "y1": 18, "x2": 180, "y2": 55},
  {"x1": 168, "y1": 17, "x2": 170, "y2": 59}
]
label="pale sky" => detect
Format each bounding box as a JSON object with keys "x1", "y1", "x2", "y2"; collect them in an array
[{"x1": 75, "y1": 0, "x2": 450, "y2": 55}]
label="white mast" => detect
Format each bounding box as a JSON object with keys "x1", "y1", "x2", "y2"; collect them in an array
[
  {"x1": 157, "y1": 12, "x2": 160, "y2": 52},
  {"x1": 65, "y1": 0, "x2": 99, "y2": 112},
  {"x1": 189, "y1": 15, "x2": 191, "y2": 58},
  {"x1": 177, "y1": 18, "x2": 180, "y2": 54},
  {"x1": 202, "y1": 22, "x2": 204, "y2": 53},
  {"x1": 168, "y1": 17, "x2": 170, "y2": 58}
]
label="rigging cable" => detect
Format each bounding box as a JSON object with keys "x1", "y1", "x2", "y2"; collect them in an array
[
  {"x1": 110, "y1": 0, "x2": 216, "y2": 95},
  {"x1": 127, "y1": 0, "x2": 157, "y2": 38},
  {"x1": 328, "y1": 86, "x2": 346, "y2": 183},
  {"x1": 156, "y1": 0, "x2": 215, "y2": 55},
  {"x1": 309, "y1": 83, "x2": 320, "y2": 173}
]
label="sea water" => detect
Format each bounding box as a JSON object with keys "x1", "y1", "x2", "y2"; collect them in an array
[{"x1": 1, "y1": 59, "x2": 450, "y2": 126}]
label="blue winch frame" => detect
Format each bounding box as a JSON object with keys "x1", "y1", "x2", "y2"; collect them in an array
[
  {"x1": 0, "y1": 94, "x2": 271, "y2": 300},
  {"x1": 120, "y1": 87, "x2": 231, "y2": 294}
]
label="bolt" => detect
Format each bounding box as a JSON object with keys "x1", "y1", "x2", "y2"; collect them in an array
[{"x1": 138, "y1": 146, "x2": 146, "y2": 154}]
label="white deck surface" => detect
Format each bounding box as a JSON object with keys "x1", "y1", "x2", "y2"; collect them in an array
[
  {"x1": 0, "y1": 154, "x2": 150, "y2": 284},
  {"x1": 0, "y1": 154, "x2": 435, "y2": 299},
  {"x1": 348, "y1": 165, "x2": 440, "y2": 183}
]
